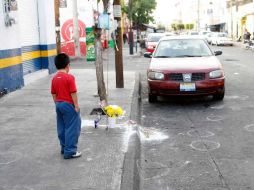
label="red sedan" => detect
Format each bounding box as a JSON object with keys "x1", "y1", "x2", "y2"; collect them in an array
[
  {"x1": 146, "y1": 33, "x2": 166, "y2": 53},
  {"x1": 144, "y1": 36, "x2": 225, "y2": 103}
]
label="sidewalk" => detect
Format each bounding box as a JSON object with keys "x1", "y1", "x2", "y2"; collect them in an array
[{"x1": 0, "y1": 50, "x2": 140, "y2": 189}]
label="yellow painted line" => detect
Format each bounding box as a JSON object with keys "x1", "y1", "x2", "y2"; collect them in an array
[
  {"x1": 41, "y1": 49, "x2": 57, "y2": 57},
  {"x1": 21, "y1": 51, "x2": 41, "y2": 61},
  {"x1": 0, "y1": 56, "x2": 22, "y2": 69},
  {"x1": 0, "y1": 49, "x2": 57, "y2": 69}
]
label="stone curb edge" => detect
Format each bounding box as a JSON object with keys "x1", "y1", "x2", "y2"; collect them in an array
[{"x1": 120, "y1": 72, "x2": 141, "y2": 190}]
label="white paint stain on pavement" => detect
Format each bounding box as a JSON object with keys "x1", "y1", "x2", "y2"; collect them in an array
[
  {"x1": 138, "y1": 127, "x2": 168, "y2": 142},
  {"x1": 122, "y1": 121, "x2": 137, "y2": 153},
  {"x1": 81, "y1": 119, "x2": 94, "y2": 128}
]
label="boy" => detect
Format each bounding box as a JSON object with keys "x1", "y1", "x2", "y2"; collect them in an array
[{"x1": 51, "y1": 53, "x2": 81, "y2": 159}]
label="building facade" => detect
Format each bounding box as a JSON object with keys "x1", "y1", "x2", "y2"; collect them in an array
[
  {"x1": 226, "y1": 0, "x2": 254, "y2": 39},
  {"x1": 172, "y1": 0, "x2": 227, "y2": 32},
  {"x1": 0, "y1": 0, "x2": 56, "y2": 94}
]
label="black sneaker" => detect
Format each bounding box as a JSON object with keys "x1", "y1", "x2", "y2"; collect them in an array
[{"x1": 64, "y1": 151, "x2": 82, "y2": 159}]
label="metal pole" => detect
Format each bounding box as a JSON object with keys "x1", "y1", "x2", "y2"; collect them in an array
[
  {"x1": 129, "y1": 0, "x2": 134, "y2": 55},
  {"x1": 54, "y1": 0, "x2": 61, "y2": 54},
  {"x1": 73, "y1": 0, "x2": 81, "y2": 57},
  {"x1": 114, "y1": 0, "x2": 124, "y2": 88}
]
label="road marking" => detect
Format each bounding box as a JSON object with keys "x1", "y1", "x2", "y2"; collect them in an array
[
  {"x1": 187, "y1": 130, "x2": 215, "y2": 138},
  {"x1": 206, "y1": 115, "x2": 223, "y2": 122},
  {"x1": 190, "y1": 140, "x2": 220, "y2": 151},
  {"x1": 244, "y1": 124, "x2": 254, "y2": 132}
]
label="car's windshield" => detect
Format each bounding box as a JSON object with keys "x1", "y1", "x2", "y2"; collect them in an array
[
  {"x1": 154, "y1": 39, "x2": 213, "y2": 58},
  {"x1": 147, "y1": 35, "x2": 164, "y2": 42}
]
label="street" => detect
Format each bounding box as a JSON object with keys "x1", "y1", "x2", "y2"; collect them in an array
[{"x1": 137, "y1": 44, "x2": 254, "y2": 190}]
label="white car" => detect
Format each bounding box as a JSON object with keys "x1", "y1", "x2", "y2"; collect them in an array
[
  {"x1": 211, "y1": 33, "x2": 233, "y2": 46},
  {"x1": 206, "y1": 32, "x2": 214, "y2": 44}
]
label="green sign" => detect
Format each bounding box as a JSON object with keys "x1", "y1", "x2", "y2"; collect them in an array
[{"x1": 86, "y1": 27, "x2": 96, "y2": 62}]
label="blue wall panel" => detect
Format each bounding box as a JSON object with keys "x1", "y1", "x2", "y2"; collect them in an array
[
  {"x1": 0, "y1": 48, "x2": 23, "y2": 93},
  {"x1": 0, "y1": 64, "x2": 24, "y2": 92}
]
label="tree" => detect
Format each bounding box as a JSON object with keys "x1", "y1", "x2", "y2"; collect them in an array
[
  {"x1": 94, "y1": 0, "x2": 109, "y2": 103},
  {"x1": 124, "y1": 0, "x2": 157, "y2": 30},
  {"x1": 177, "y1": 23, "x2": 185, "y2": 31}
]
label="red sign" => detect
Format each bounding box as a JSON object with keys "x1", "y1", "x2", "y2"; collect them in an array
[{"x1": 61, "y1": 19, "x2": 86, "y2": 56}]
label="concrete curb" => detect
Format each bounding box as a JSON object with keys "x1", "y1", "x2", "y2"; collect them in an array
[{"x1": 120, "y1": 72, "x2": 141, "y2": 190}]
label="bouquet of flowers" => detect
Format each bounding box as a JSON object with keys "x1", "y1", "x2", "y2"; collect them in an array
[{"x1": 103, "y1": 105, "x2": 123, "y2": 118}]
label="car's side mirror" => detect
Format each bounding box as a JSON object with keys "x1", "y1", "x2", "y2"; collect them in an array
[
  {"x1": 144, "y1": 52, "x2": 152, "y2": 58},
  {"x1": 214, "y1": 50, "x2": 222, "y2": 56}
]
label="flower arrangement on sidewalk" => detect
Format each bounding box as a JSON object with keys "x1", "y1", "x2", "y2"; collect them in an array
[{"x1": 103, "y1": 105, "x2": 123, "y2": 118}]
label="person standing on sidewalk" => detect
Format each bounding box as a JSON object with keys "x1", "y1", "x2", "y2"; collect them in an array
[{"x1": 51, "y1": 53, "x2": 82, "y2": 159}]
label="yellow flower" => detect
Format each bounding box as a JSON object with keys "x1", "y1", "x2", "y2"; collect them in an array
[{"x1": 104, "y1": 105, "x2": 123, "y2": 117}]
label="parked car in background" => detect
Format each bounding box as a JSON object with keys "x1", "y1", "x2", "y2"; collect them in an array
[
  {"x1": 205, "y1": 32, "x2": 215, "y2": 44},
  {"x1": 211, "y1": 32, "x2": 233, "y2": 46},
  {"x1": 199, "y1": 31, "x2": 211, "y2": 41},
  {"x1": 145, "y1": 33, "x2": 166, "y2": 53},
  {"x1": 144, "y1": 36, "x2": 225, "y2": 103}
]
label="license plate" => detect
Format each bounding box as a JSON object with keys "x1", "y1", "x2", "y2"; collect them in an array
[{"x1": 180, "y1": 83, "x2": 196, "y2": 92}]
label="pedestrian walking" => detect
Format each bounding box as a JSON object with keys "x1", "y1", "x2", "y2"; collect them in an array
[
  {"x1": 243, "y1": 29, "x2": 251, "y2": 43},
  {"x1": 51, "y1": 53, "x2": 82, "y2": 159}
]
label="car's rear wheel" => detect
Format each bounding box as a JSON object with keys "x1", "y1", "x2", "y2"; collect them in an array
[
  {"x1": 148, "y1": 94, "x2": 157, "y2": 103},
  {"x1": 213, "y1": 90, "x2": 225, "y2": 100}
]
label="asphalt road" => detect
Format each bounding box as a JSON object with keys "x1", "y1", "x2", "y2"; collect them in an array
[{"x1": 138, "y1": 45, "x2": 254, "y2": 190}]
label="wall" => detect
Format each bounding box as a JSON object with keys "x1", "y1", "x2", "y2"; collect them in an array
[
  {"x1": 0, "y1": 0, "x2": 23, "y2": 92},
  {"x1": 0, "y1": 0, "x2": 57, "y2": 93},
  {"x1": 37, "y1": 0, "x2": 57, "y2": 74}
]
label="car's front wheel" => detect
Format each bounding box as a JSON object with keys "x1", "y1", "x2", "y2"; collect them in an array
[
  {"x1": 148, "y1": 94, "x2": 157, "y2": 103},
  {"x1": 213, "y1": 90, "x2": 225, "y2": 100}
]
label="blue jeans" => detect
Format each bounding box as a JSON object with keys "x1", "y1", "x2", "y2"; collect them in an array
[{"x1": 56, "y1": 102, "x2": 81, "y2": 157}]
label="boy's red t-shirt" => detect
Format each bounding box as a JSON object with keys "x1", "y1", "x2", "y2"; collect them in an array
[{"x1": 51, "y1": 72, "x2": 77, "y2": 104}]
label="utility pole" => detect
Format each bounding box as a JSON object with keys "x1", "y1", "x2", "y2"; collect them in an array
[
  {"x1": 113, "y1": 0, "x2": 124, "y2": 88},
  {"x1": 73, "y1": 0, "x2": 81, "y2": 57},
  {"x1": 128, "y1": 0, "x2": 134, "y2": 55},
  {"x1": 54, "y1": 0, "x2": 61, "y2": 54},
  {"x1": 230, "y1": 0, "x2": 234, "y2": 38}
]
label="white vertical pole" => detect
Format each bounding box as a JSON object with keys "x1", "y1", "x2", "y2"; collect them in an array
[
  {"x1": 73, "y1": 0, "x2": 81, "y2": 56},
  {"x1": 197, "y1": 0, "x2": 200, "y2": 32}
]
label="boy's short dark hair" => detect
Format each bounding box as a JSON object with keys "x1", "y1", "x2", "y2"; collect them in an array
[{"x1": 54, "y1": 53, "x2": 70, "y2": 70}]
